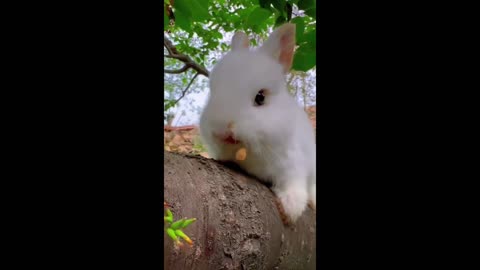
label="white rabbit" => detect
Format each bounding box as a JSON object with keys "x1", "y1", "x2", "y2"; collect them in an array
[{"x1": 199, "y1": 23, "x2": 316, "y2": 224}]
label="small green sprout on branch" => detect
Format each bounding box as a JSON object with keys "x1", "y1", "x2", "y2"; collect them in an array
[{"x1": 164, "y1": 202, "x2": 197, "y2": 248}]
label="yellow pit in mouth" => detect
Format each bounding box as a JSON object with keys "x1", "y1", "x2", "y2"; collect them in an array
[{"x1": 235, "y1": 147, "x2": 247, "y2": 161}]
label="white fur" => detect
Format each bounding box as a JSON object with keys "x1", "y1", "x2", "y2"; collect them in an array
[{"x1": 199, "y1": 24, "x2": 316, "y2": 222}]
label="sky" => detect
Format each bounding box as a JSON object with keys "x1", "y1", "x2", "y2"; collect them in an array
[{"x1": 171, "y1": 82, "x2": 209, "y2": 126}]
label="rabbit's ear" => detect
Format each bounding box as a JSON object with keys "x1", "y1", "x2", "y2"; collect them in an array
[
  {"x1": 231, "y1": 32, "x2": 250, "y2": 51},
  {"x1": 259, "y1": 23, "x2": 296, "y2": 73}
]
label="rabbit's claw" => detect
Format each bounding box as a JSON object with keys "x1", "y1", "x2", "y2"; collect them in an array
[
  {"x1": 275, "y1": 198, "x2": 294, "y2": 228},
  {"x1": 308, "y1": 201, "x2": 316, "y2": 211}
]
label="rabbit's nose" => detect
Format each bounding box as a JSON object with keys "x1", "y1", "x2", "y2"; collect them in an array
[{"x1": 213, "y1": 122, "x2": 240, "y2": 144}]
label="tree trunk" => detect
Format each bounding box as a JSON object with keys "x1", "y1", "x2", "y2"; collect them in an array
[{"x1": 164, "y1": 151, "x2": 317, "y2": 270}]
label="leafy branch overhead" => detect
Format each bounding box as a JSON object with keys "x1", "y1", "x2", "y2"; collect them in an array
[
  {"x1": 164, "y1": 0, "x2": 316, "y2": 72},
  {"x1": 164, "y1": 35, "x2": 209, "y2": 77}
]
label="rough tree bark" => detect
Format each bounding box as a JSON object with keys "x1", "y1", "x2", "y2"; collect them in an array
[{"x1": 164, "y1": 151, "x2": 316, "y2": 270}]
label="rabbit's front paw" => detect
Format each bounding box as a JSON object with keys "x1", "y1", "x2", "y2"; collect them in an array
[
  {"x1": 308, "y1": 185, "x2": 316, "y2": 210},
  {"x1": 275, "y1": 197, "x2": 293, "y2": 227},
  {"x1": 274, "y1": 186, "x2": 308, "y2": 225}
]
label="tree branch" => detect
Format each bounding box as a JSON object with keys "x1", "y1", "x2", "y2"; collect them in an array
[
  {"x1": 164, "y1": 65, "x2": 189, "y2": 74},
  {"x1": 170, "y1": 72, "x2": 199, "y2": 107},
  {"x1": 164, "y1": 35, "x2": 210, "y2": 77},
  {"x1": 164, "y1": 152, "x2": 317, "y2": 270}
]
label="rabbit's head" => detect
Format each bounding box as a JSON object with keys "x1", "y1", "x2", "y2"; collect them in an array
[{"x1": 200, "y1": 24, "x2": 298, "y2": 155}]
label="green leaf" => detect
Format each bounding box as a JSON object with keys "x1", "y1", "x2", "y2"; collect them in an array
[
  {"x1": 292, "y1": 44, "x2": 316, "y2": 71},
  {"x1": 166, "y1": 228, "x2": 179, "y2": 242},
  {"x1": 229, "y1": 14, "x2": 241, "y2": 23},
  {"x1": 274, "y1": 14, "x2": 287, "y2": 27},
  {"x1": 305, "y1": 7, "x2": 316, "y2": 17},
  {"x1": 259, "y1": 0, "x2": 272, "y2": 9},
  {"x1": 165, "y1": 99, "x2": 177, "y2": 111},
  {"x1": 170, "y1": 218, "x2": 186, "y2": 230},
  {"x1": 179, "y1": 218, "x2": 196, "y2": 228},
  {"x1": 237, "y1": 5, "x2": 258, "y2": 18},
  {"x1": 175, "y1": 229, "x2": 193, "y2": 245},
  {"x1": 246, "y1": 7, "x2": 272, "y2": 27},
  {"x1": 164, "y1": 7, "x2": 169, "y2": 31},
  {"x1": 303, "y1": 29, "x2": 316, "y2": 48},
  {"x1": 209, "y1": 40, "x2": 219, "y2": 48},
  {"x1": 271, "y1": 0, "x2": 286, "y2": 15},
  {"x1": 174, "y1": 0, "x2": 209, "y2": 28},
  {"x1": 175, "y1": 8, "x2": 192, "y2": 33},
  {"x1": 297, "y1": 0, "x2": 315, "y2": 11},
  {"x1": 291, "y1": 17, "x2": 305, "y2": 43},
  {"x1": 223, "y1": 24, "x2": 233, "y2": 32},
  {"x1": 196, "y1": 0, "x2": 210, "y2": 8},
  {"x1": 212, "y1": 31, "x2": 223, "y2": 40},
  {"x1": 189, "y1": 0, "x2": 210, "y2": 22},
  {"x1": 174, "y1": 0, "x2": 192, "y2": 19},
  {"x1": 166, "y1": 208, "x2": 173, "y2": 218}
]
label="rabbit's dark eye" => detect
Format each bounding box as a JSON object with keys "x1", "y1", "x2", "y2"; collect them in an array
[{"x1": 255, "y1": 89, "x2": 266, "y2": 106}]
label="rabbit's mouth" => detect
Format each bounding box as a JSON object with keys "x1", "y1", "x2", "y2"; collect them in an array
[
  {"x1": 214, "y1": 132, "x2": 241, "y2": 145},
  {"x1": 223, "y1": 135, "x2": 241, "y2": 145}
]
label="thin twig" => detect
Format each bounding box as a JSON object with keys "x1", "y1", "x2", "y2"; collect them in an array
[{"x1": 171, "y1": 72, "x2": 200, "y2": 107}]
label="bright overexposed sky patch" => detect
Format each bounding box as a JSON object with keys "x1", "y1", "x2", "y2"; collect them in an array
[{"x1": 171, "y1": 84, "x2": 209, "y2": 126}]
